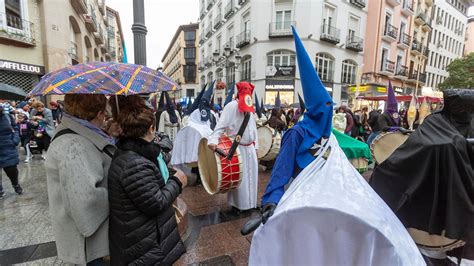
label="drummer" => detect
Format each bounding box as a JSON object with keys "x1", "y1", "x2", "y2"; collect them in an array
[
  {"x1": 377, "y1": 81, "x2": 400, "y2": 131},
  {"x1": 207, "y1": 81, "x2": 259, "y2": 213}
]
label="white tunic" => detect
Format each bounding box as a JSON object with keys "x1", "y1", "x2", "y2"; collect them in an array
[
  {"x1": 208, "y1": 100, "x2": 259, "y2": 210},
  {"x1": 158, "y1": 110, "x2": 182, "y2": 142},
  {"x1": 249, "y1": 134, "x2": 424, "y2": 265}
]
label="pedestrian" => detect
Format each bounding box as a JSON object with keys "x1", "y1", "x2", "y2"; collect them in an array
[
  {"x1": 337, "y1": 106, "x2": 355, "y2": 136},
  {"x1": 367, "y1": 109, "x2": 382, "y2": 145},
  {"x1": 45, "y1": 94, "x2": 115, "y2": 265},
  {"x1": 30, "y1": 101, "x2": 55, "y2": 159},
  {"x1": 16, "y1": 113, "x2": 34, "y2": 163},
  {"x1": 0, "y1": 106, "x2": 23, "y2": 198},
  {"x1": 266, "y1": 108, "x2": 287, "y2": 132},
  {"x1": 50, "y1": 101, "x2": 63, "y2": 125},
  {"x1": 108, "y1": 95, "x2": 186, "y2": 265},
  {"x1": 158, "y1": 91, "x2": 182, "y2": 142}
]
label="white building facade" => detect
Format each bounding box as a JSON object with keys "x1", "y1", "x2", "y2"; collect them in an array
[
  {"x1": 425, "y1": 0, "x2": 470, "y2": 90},
  {"x1": 198, "y1": 0, "x2": 367, "y2": 106}
]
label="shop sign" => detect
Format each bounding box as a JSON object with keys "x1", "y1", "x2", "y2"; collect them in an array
[
  {"x1": 265, "y1": 78, "x2": 294, "y2": 90},
  {"x1": 0, "y1": 59, "x2": 45, "y2": 75},
  {"x1": 265, "y1": 65, "x2": 295, "y2": 78}
]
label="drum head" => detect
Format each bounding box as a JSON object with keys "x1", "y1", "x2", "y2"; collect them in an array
[
  {"x1": 198, "y1": 138, "x2": 219, "y2": 194},
  {"x1": 257, "y1": 126, "x2": 273, "y2": 159},
  {"x1": 371, "y1": 132, "x2": 409, "y2": 164},
  {"x1": 408, "y1": 228, "x2": 465, "y2": 252}
]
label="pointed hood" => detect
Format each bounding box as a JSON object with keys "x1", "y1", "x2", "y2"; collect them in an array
[
  {"x1": 199, "y1": 80, "x2": 215, "y2": 121},
  {"x1": 163, "y1": 91, "x2": 178, "y2": 124},
  {"x1": 236, "y1": 81, "x2": 255, "y2": 113},
  {"x1": 274, "y1": 91, "x2": 281, "y2": 110},
  {"x1": 384, "y1": 81, "x2": 400, "y2": 126},
  {"x1": 255, "y1": 92, "x2": 262, "y2": 118},
  {"x1": 158, "y1": 92, "x2": 166, "y2": 110},
  {"x1": 292, "y1": 26, "x2": 334, "y2": 169},
  {"x1": 224, "y1": 81, "x2": 236, "y2": 106},
  {"x1": 298, "y1": 93, "x2": 306, "y2": 113},
  {"x1": 187, "y1": 83, "x2": 207, "y2": 115},
  {"x1": 186, "y1": 96, "x2": 192, "y2": 111}
]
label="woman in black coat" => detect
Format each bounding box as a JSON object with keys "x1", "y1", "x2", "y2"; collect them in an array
[{"x1": 108, "y1": 97, "x2": 187, "y2": 265}]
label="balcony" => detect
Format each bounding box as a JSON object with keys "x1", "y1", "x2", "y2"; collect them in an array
[
  {"x1": 199, "y1": 34, "x2": 206, "y2": 45},
  {"x1": 236, "y1": 30, "x2": 251, "y2": 48},
  {"x1": 380, "y1": 59, "x2": 395, "y2": 75},
  {"x1": 205, "y1": 24, "x2": 213, "y2": 38},
  {"x1": 224, "y1": 0, "x2": 235, "y2": 19},
  {"x1": 107, "y1": 26, "x2": 115, "y2": 37},
  {"x1": 70, "y1": 0, "x2": 87, "y2": 14},
  {"x1": 69, "y1": 41, "x2": 78, "y2": 61},
  {"x1": 386, "y1": 0, "x2": 401, "y2": 7},
  {"x1": 98, "y1": 0, "x2": 106, "y2": 15},
  {"x1": 205, "y1": 55, "x2": 214, "y2": 66},
  {"x1": 436, "y1": 16, "x2": 442, "y2": 25},
  {"x1": 382, "y1": 24, "x2": 398, "y2": 42},
  {"x1": 401, "y1": 0, "x2": 414, "y2": 16},
  {"x1": 224, "y1": 39, "x2": 235, "y2": 53},
  {"x1": 238, "y1": 0, "x2": 248, "y2": 5},
  {"x1": 411, "y1": 39, "x2": 423, "y2": 56},
  {"x1": 397, "y1": 33, "x2": 411, "y2": 49},
  {"x1": 415, "y1": 8, "x2": 427, "y2": 26},
  {"x1": 350, "y1": 0, "x2": 366, "y2": 8},
  {"x1": 422, "y1": 46, "x2": 429, "y2": 58},
  {"x1": 84, "y1": 13, "x2": 97, "y2": 33},
  {"x1": 422, "y1": 17, "x2": 432, "y2": 32},
  {"x1": 320, "y1": 24, "x2": 341, "y2": 44},
  {"x1": 0, "y1": 13, "x2": 36, "y2": 47},
  {"x1": 395, "y1": 65, "x2": 408, "y2": 78},
  {"x1": 269, "y1": 21, "x2": 295, "y2": 38},
  {"x1": 346, "y1": 35, "x2": 363, "y2": 52},
  {"x1": 94, "y1": 32, "x2": 104, "y2": 45},
  {"x1": 200, "y1": 7, "x2": 206, "y2": 20},
  {"x1": 214, "y1": 13, "x2": 223, "y2": 30},
  {"x1": 207, "y1": 0, "x2": 215, "y2": 11},
  {"x1": 408, "y1": 71, "x2": 426, "y2": 83}
]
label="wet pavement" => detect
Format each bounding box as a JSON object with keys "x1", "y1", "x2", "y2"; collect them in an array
[{"x1": 0, "y1": 152, "x2": 271, "y2": 265}]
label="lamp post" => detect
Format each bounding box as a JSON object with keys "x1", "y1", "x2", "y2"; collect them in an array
[
  {"x1": 132, "y1": 0, "x2": 147, "y2": 65},
  {"x1": 212, "y1": 47, "x2": 241, "y2": 84}
]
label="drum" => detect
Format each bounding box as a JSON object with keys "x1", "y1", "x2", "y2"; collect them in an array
[
  {"x1": 198, "y1": 136, "x2": 243, "y2": 195},
  {"x1": 408, "y1": 228, "x2": 465, "y2": 252},
  {"x1": 370, "y1": 132, "x2": 410, "y2": 164},
  {"x1": 257, "y1": 126, "x2": 281, "y2": 161},
  {"x1": 173, "y1": 197, "x2": 188, "y2": 240}
]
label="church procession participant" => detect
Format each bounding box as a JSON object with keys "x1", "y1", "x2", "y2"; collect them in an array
[
  {"x1": 158, "y1": 91, "x2": 182, "y2": 142},
  {"x1": 207, "y1": 81, "x2": 259, "y2": 212},
  {"x1": 371, "y1": 89, "x2": 474, "y2": 264},
  {"x1": 246, "y1": 26, "x2": 423, "y2": 265}
]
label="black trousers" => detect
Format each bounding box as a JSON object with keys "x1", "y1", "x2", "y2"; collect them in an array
[
  {"x1": 1, "y1": 166, "x2": 19, "y2": 189},
  {"x1": 37, "y1": 134, "x2": 51, "y2": 152}
]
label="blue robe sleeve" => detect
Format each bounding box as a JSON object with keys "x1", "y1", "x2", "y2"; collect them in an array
[{"x1": 261, "y1": 126, "x2": 304, "y2": 205}]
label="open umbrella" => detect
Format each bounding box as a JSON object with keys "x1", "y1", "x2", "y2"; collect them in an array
[
  {"x1": 0, "y1": 83, "x2": 27, "y2": 100},
  {"x1": 29, "y1": 62, "x2": 179, "y2": 96}
]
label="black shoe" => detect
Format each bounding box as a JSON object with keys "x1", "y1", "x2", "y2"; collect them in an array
[
  {"x1": 0, "y1": 190, "x2": 4, "y2": 199},
  {"x1": 13, "y1": 185, "x2": 23, "y2": 195}
]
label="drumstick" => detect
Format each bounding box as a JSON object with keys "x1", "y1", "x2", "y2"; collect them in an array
[
  {"x1": 214, "y1": 148, "x2": 228, "y2": 158},
  {"x1": 468, "y1": 138, "x2": 474, "y2": 144},
  {"x1": 241, "y1": 216, "x2": 262, "y2": 236}
]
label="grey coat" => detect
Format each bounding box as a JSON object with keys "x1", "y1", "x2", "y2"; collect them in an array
[
  {"x1": 45, "y1": 116, "x2": 115, "y2": 264},
  {"x1": 31, "y1": 107, "x2": 55, "y2": 137}
]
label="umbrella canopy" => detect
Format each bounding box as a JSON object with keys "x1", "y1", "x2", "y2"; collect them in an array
[
  {"x1": 0, "y1": 83, "x2": 27, "y2": 100},
  {"x1": 29, "y1": 62, "x2": 179, "y2": 96}
]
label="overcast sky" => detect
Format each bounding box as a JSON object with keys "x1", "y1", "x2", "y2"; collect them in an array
[{"x1": 107, "y1": 0, "x2": 199, "y2": 69}]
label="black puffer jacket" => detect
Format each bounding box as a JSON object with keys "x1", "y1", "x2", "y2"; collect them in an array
[{"x1": 108, "y1": 138, "x2": 185, "y2": 265}]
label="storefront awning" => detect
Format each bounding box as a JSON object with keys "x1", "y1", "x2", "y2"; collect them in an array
[{"x1": 357, "y1": 95, "x2": 442, "y2": 103}]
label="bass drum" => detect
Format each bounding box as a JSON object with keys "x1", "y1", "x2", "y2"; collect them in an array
[
  {"x1": 257, "y1": 126, "x2": 281, "y2": 161},
  {"x1": 198, "y1": 136, "x2": 243, "y2": 195},
  {"x1": 370, "y1": 131, "x2": 409, "y2": 164}
]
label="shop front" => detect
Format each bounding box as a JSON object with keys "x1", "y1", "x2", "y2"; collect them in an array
[
  {"x1": 0, "y1": 59, "x2": 45, "y2": 94},
  {"x1": 264, "y1": 65, "x2": 295, "y2": 105}
]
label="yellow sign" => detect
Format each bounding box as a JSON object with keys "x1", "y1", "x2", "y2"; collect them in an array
[
  {"x1": 376, "y1": 87, "x2": 387, "y2": 93},
  {"x1": 349, "y1": 86, "x2": 368, "y2": 92}
]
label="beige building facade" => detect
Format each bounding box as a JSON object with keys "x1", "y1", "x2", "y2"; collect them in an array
[
  {"x1": 465, "y1": 15, "x2": 474, "y2": 55},
  {"x1": 162, "y1": 23, "x2": 199, "y2": 99},
  {"x1": 0, "y1": 0, "x2": 125, "y2": 96}
]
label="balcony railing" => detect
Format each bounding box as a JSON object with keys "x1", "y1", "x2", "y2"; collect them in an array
[
  {"x1": 214, "y1": 13, "x2": 223, "y2": 29},
  {"x1": 346, "y1": 35, "x2": 363, "y2": 52},
  {"x1": 383, "y1": 24, "x2": 398, "y2": 40},
  {"x1": 386, "y1": 0, "x2": 401, "y2": 7},
  {"x1": 200, "y1": 7, "x2": 206, "y2": 20},
  {"x1": 207, "y1": 0, "x2": 215, "y2": 11},
  {"x1": 398, "y1": 33, "x2": 411, "y2": 47},
  {"x1": 401, "y1": 0, "x2": 414, "y2": 16},
  {"x1": 269, "y1": 21, "x2": 295, "y2": 38},
  {"x1": 422, "y1": 46, "x2": 429, "y2": 57},
  {"x1": 381, "y1": 59, "x2": 395, "y2": 73},
  {"x1": 107, "y1": 26, "x2": 115, "y2": 37},
  {"x1": 409, "y1": 71, "x2": 426, "y2": 83},
  {"x1": 411, "y1": 39, "x2": 423, "y2": 55},
  {"x1": 395, "y1": 65, "x2": 408, "y2": 77},
  {"x1": 350, "y1": 0, "x2": 366, "y2": 8},
  {"x1": 70, "y1": 0, "x2": 88, "y2": 14},
  {"x1": 205, "y1": 24, "x2": 213, "y2": 38},
  {"x1": 224, "y1": 0, "x2": 235, "y2": 19},
  {"x1": 69, "y1": 41, "x2": 78, "y2": 60},
  {"x1": 238, "y1": 0, "x2": 248, "y2": 5},
  {"x1": 236, "y1": 30, "x2": 251, "y2": 48},
  {"x1": 224, "y1": 39, "x2": 235, "y2": 52},
  {"x1": 415, "y1": 8, "x2": 427, "y2": 25},
  {"x1": 320, "y1": 24, "x2": 341, "y2": 44},
  {"x1": 0, "y1": 12, "x2": 36, "y2": 46}
]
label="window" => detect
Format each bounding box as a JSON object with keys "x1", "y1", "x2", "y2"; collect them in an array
[
  {"x1": 207, "y1": 72, "x2": 214, "y2": 83},
  {"x1": 323, "y1": 5, "x2": 336, "y2": 28},
  {"x1": 381, "y1": 48, "x2": 389, "y2": 71},
  {"x1": 186, "y1": 89, "x2": 195, "y2": 97},
  {"x1": 4, "y1": 0, "x2": 23, "y2": 29},
  {"x1": 200, "y1": 75, "x2": 205, "y2": 86},
  {"x1": 341, "y1": 60, "x2": 357, "y2": 84},
  {"x1": 275, "y1": 10, "x2": 292, "y2": 30},
  {"x1": 184, "y1": 31, "x2": 196, "y2": 41},
  {"x1": 184, "y1": 48, "x2": 196, "y2": 59},
  {"x1": 315, "y1": 53, "x2": 335, "y2": 82},
  {"x1": 184, "y1": 65, "x2": 196, "y2": 83},
  {"x1": 267, "y1": 50, "x2": 295, "y2": 67},
  {"x1": 241, "y1": 55, "x2": 251, "y2": 81},
  {"x1": 348, "y1": 16, "x2": 360, "y2": 39}
]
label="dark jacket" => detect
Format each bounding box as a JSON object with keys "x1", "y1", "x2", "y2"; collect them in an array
[
  {"x1": 108, "y1": 138, "x2": 185, "y2": 265},
  {"x1": 0, "y1": 113, "x2": 20, "y2": 168},
  {"x1": 368, "y1": 111, "x2": 381, "y2": 132}
]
